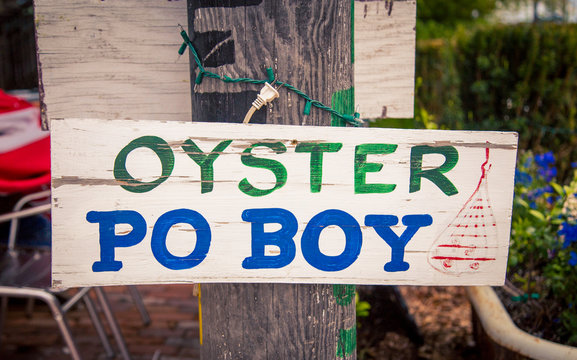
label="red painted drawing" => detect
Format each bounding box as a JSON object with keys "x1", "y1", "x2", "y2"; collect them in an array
[{"x1": 428, "y1": 147, "x2": 498, "y2": 275}]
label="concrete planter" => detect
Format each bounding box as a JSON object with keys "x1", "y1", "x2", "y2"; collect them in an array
[{"x1": 467, "y1": 286, "x2": 577, "y2": 360}]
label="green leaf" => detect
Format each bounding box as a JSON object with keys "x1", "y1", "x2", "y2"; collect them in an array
[
  {"x1": 515, "y1": 197, "x2": 530, "y2": 209},
  {"x1": 529, "y1": 209, "x2": 546, "y2": 221},
  {"x1": 551, "y1": 182, "x2": 564, "y2": 195}
]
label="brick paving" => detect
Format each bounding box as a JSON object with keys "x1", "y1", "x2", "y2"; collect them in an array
[{"x1": 0, "y1": 285, "x2": 200, "y2": 360}]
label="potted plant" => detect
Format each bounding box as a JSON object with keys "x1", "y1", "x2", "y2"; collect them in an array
[{"x1": 468, "y1": 151, "x2": 577, "y2": 359}]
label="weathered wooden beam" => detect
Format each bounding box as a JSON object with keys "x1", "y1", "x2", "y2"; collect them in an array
[{"x1": 187, "y1": 1, "x2": 356, "y2": 358}]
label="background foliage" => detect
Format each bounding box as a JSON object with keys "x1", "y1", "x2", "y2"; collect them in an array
[
  {"x1": 384, "y1": 0, "x2": 577, "y2": 346},
  {"x1": 414, "y1": 23, "x2": 577, "y2": 182}
]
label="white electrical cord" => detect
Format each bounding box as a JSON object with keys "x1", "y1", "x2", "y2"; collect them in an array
[{"x1": 243, "y1": 82, "x2": 280, "y2": 124}]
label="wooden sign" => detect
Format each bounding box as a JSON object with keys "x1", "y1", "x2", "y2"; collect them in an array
[
  {"x1": 51, "y1": 118, "x2": 517, "y2": 288},
  {"x1": 35, "y1": 0, "x2": 415, "y2": 126}
]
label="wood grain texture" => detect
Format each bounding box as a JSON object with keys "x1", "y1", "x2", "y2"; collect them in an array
[
  {"x1": 187, "y1": 0, "x2": 353, "y2": 125},
  {"x1": 186, "y1": 2, "x2": 355, "y2": 359},
  {"x1": 188, "y1": 0, "x2": 356, "y2": 359},
  {"x1": 354, "y1": 0, "x2": 416, "y2": 118},
  {"x1": 34, "y1": 0, "x2": 415, "y2": 128},
  {"x1": 34, "y1": 0, "x2": 191, "y2": 127},
  {"x1": 200, "y1": 283, "x2": 355, "y2": 359}
]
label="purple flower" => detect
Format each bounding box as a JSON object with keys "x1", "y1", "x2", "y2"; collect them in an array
[
  {"x1": 570, "y1": 251, "x2": 577, "y2": 267},
  {"x1": 572, "y1": 162, "x2": 577, "y2": 168}
]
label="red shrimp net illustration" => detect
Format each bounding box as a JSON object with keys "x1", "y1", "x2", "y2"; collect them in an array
[{"x1": 427, "y1": 147, "x2": 498, "y2": 275}]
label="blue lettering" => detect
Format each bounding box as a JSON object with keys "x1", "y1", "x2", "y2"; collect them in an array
[
  {"x1": 87, "y1": 210, "x2": 147, "y2": 272},
  {"x1": 151, "y1": 209, "x2": 211, "y2": 270},
  {"x1": 365, "y1": 214, "x2": 432, "y2": 272},
  {"x1": 241, "y1": 208, "x2": 297, "y2": 269},
  {"x1": 301, "y1": 209, "x2": 362, "y2": 272}
]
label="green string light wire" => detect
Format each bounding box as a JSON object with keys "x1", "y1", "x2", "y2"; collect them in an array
[{"x1": 178, "y1": 29, "x2": 362, "y2": 127}]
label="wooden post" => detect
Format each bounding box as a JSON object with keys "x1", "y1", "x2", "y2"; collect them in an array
[{"x1": 187, "y1": 1, "x2": 357, "y2": 358}]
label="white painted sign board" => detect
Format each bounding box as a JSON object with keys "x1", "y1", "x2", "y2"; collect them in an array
[{"x1": 51, "y1": 118, "x2": 517, "y2": 288}]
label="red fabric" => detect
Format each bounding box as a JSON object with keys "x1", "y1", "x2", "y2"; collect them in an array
[
  {"x1": 0, "y1": 90, "x2": 50, "y2": 194},
  {"x1": 0, "y1": 89, "x2": 33, "y2": 114}
]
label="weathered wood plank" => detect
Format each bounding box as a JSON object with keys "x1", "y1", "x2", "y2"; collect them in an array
[
  {"x1": 34, "y1": 0, "x2": 415, "y2": 127},
  {"x1": 354, "y1": 0, "x2": 416, "y2": 118},
  {"x1": 34, "y1": 0, "x2": 191, "y2": 126},
  {"x1": 51, "y1": 118, "x2": 518, "y2": 287}
]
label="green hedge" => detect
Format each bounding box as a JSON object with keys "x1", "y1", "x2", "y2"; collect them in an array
[{"x1": 416, "y1": 24, "x2": 577, "y2": 180}]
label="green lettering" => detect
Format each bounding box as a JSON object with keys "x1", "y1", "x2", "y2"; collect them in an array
[
  {"x1": 295, "y1": 142, "x2": 342, "y2": 193},
  {"x1": 113, "y1": 136, "x2": 174, "y2": 193},
  {"x1": 354, "y1": 144, "x2": 397, "y2": 194},
  {"x1": 181, "y1": 139, "x2": 232, "y2": 193},
  {"x1": 410, "y1": 145, "x2": 459, "y2": 196},
  {"x1": 239, "y1": 142, "x2": 287, "y2": 197}
]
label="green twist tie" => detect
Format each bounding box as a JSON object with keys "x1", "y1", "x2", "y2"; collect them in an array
[
  {"x1": 266, "y1": 67, "x2": 275, "y2": 83},
  {"x1": 180, "y1": 30, "x2": 191, "y2": 44},
  {"x1": 177, "y1": 28, "x2": 363, "y2": 126},
  {"x1": 303, "y1": 101, "x2": 312, "y2": 115},
  {"x1": 195, "y1": 72, "x2": 205, "y2": 85},
  {"x1": 178, "y1": 43, "x2": 187, "y2": 56}
]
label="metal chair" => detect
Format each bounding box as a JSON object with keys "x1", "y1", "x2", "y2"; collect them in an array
[
  {"x1": 0, "y1": 191, "x2": 135, "y2": 359},
  {"x1": 2, "y1": 190, "x2": 150, "y2": 325}
]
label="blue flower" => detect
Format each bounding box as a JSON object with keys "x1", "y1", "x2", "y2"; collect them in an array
[
  {"x1": 515, "y1": 170, "x2": 533, "y2": 186},
  {"x1": 534, "y1": 152, "x2": 557, "y2": 181},
  {"x1": 524, "y1": 156, "x2": 533, "y2": 168},
  {"x1": 572, "y1": 162, "x2": 577, "y2": 168},
  {"x1": 559, "y1": 222, "x2": 577, "y2": 249},
  {"x1": 570, "y1": 252, "x2": 577, "y2": 267},
  {"x1": 547, "y1": 167, "x2": 557, "y2": 182},
  {"x1": 527, "y1": 186, "x2": 552, "y2": 201},
  {"x1": 535, "y1": 151, "x2": 555, "y2": 168},
  {"x1": 538, "y1": 166, "x2": 557, "y2": 182}
]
